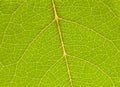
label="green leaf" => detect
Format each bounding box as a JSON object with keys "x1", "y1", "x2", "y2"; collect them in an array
[{"x1": 0, "y1": 0, "x2": 120, "y2": 87}]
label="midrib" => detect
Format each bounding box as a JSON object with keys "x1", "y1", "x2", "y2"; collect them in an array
[{"x1": 52, "y1": 0, "x2": 73, "y2": 87}]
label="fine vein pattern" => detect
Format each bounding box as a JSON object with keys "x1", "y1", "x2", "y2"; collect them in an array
[{"x1": 0, "y1": 0, "x2": 120, "y2": 87}]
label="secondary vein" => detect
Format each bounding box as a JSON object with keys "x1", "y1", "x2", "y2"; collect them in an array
[{"x1": 52, "y1": 0, "x2": 73, "y2": 87}]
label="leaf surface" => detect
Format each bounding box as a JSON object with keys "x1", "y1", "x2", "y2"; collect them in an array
[{"x1": 0, "y1": 0, "x2": 120, "y2": 87}]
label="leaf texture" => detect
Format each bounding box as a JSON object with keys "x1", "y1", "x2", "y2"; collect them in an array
[{"x1": 0, "y1": 0, "x2": 120, "y2": 87}]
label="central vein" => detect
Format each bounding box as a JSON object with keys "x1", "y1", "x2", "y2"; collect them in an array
[{"x1": 52, "y1": 0, "x2": 73, "y2": 87}]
